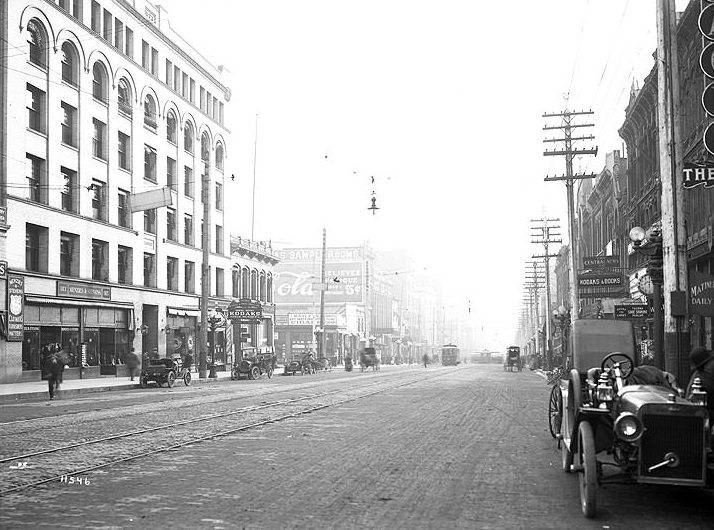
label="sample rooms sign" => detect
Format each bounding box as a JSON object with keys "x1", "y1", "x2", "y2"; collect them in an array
[{"x1": 274, "y1": 247, "x2": 364, "y2": 304}]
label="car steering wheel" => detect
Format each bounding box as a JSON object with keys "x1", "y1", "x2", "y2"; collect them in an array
[{"x1": 600, "y1": 352, "x2": 634, "y2": 379}]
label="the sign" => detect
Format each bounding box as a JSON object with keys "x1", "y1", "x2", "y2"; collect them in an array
[
  {"x1": 701, "y1": 42, "x2": 714, "y2": 78},
  {"x1": 57, "y1": 281, "x2": 111, "y2": 300},
  {"x1": 578, "y1": 273, "x2": 626, "y2": 299},
  {"x1": 689, "y1": 269, "x2": 714, "y2": 317},
  {"x1": 287, "y1": 313, "x2": 340, "y2": 326},
  {"x1": 0, "y1": 260, "x2": 7, "y2": 278},
  {"x1": 582, "y1": 255, "x2": 620, "y2": 269},
  {"x1": 227, "y1": 299, "x2": 263, "y2": 321},
  {"x1": 683, "y1": 161, "x2": 714, "y2": 189},
  {"x1": 700, "y1": 4, "x2": 714, "y2": 41},
  {"x1": 7, "y1": 275, "x2": 24, "y2": 341},
  {"x1": 128, "y1": 187, "x2": 172, "y2": 212},
  {"x1": 614, "y1": 304, "x2": 649, "y2": 319}
]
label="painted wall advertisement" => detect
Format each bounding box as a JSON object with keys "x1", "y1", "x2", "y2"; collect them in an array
[
  {"x1": 7, "y1": 275, "x2": 24, "y2": 341},
  {"x1": 274, "y1": 247, "x2": 364, "y2": 304}
]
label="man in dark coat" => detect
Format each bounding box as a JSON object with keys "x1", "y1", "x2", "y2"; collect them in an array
[
  {"x1": 43, "y1": 352, "x2": 64, "y2": 400},
  {"x1": 125, "y1": 348, "x2": 141, "y2": 381}
]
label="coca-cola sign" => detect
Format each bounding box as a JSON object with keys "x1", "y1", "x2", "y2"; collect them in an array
[{"x1": 274, "y1": 263, "x2": 363, "y2": 303}]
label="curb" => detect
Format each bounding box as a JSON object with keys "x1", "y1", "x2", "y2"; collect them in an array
[{"x1": 0, "y1": 375, "x2": 233, "y2": 404}]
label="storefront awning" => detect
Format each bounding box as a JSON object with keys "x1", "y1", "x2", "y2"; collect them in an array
[
  {"x1": 167, "y1": 306, "x2": 201, "y2": 317},
  {"x1": 25, "y1": 296, "x2": 134, "y2": 309}
]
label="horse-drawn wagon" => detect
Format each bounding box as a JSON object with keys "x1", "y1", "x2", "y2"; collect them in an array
[{"x1": 359, "y1": 347, "x2": 380, "y2": 371}]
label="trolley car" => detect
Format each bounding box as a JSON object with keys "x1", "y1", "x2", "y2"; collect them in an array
[{"x1": 441, "y1": 344, "x2": 460, "y2": 366}]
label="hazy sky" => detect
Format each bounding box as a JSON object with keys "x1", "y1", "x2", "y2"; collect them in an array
[{"x1": 157, "y1": 0, "x2": 679, "y2": 347}]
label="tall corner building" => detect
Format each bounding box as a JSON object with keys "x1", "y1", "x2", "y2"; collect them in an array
[{"x1": 0, "y1": 0, "x2": 232, "y2": 383}]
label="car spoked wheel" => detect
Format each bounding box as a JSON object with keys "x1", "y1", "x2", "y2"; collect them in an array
[
  {"x1": 249, "y1": 365, "x2": 260, "y2": 380},
  {"x1": 183, "y1": 371, "x2": 192, "y2": 386},
  {"x1": 548, "y1": 385, "x2": 563, "y2": 439},
  {"x1": 166, "y1": 371, "x2": 176, "y2": 388},
  {"x1": 267, "y1": 366, "x2": 273, "y2": 379},
  {"x1": 578, "y1": 421, "x2": 597, "y2": 518},
  {"x1": 140, "y1": 375, "x2": 149, "y2": 389}
]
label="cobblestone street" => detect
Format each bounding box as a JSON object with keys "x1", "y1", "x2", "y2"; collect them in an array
[{"x1": 1, "y1": 365, "x2": 713, "y2": 529}]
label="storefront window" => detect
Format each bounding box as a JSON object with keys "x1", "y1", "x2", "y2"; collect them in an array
[
  {"x1": 84, "y1": 328, "x2": 99, "y2": 366},
  {"x1": 22, "y1": 327, "x2": 41, "y2": 370}
]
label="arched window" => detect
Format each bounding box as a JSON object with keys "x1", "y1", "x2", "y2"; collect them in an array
[
  {"x1": 232, "y1": 267, "x2": 240, "y2": 298},
  {"x1": 251, "y1": 270, "x2": 258, "y2": 299},
  {"x1": 267, "y1": 274, "x2": 273, "y2": 303},
  {"x1": 118, "y1": 78, "x2": 132, "y2": 117},
  {"x1": 241, "y1": 267, "x2": 249, "y2": 297},
  {"x1": 201, "y1": 133, "x2": 210, "y2": 162},
  {"x1": 61, "y1": 42, "x2": 78, "y2": 86},
  {"x1": 215, "y1": 144, "x2": 224, "y2": 171},
  {"x1": 184, "y1": 122, "x2": 194, "y2": 153},
  {"x1": 166, "y1": 111, "x2": 177, "y2": 144},
  {"x1": 27, "y1": 20, "x2": 47, "y2": 69},
  {"x1": 144, "y1": 95, "x2": 157, "y2": 130},
  {"x1": 259, "y1": 272, "x2": 266, "y2": 302},
  {"x1": 92, "y1": 63, "x2": 108, "y2": 103}
]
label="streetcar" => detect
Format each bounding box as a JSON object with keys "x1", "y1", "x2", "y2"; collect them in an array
[
  {"x1": 504, "y1": 345, "x2": 522, "y2": 372},
  {"x1": 441, "y1": 344, "x2": 460, "y2": 366}
]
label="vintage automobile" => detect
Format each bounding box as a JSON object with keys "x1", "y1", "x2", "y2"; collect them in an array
[
  {"x1": 548, "y1": 319, "x2": 713, "y2": 518},
  {"x1": 359, "y1": 347, "x2": 380, "y2": 371},
  {"x1": 231, "y1": 352, "x2": 274, "y2": 380},
  {"x1": 284, "y1": 356, "x2": 307, "y2": 376},
  {"x1": 140, "y1": 357, "x2": 192, "y2": 388}
]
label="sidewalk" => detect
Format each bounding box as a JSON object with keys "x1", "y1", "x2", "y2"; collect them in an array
[{"x1": 0, "y1": 370, "x2": 233, "y2": 404}]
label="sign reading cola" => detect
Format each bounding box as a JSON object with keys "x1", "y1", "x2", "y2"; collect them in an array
[
  {"x1": 578, "y1": 273, "x2": 626, "y2": 299},
  {"x1": 690, "y1": 270, "x2": 714, "y2": 317}
]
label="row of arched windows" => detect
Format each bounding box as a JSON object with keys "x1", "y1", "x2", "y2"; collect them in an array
[
  {"x1": 26, "y1": 16, "x2": 225, "y2": 170},
  {"x1": 232, "y1": 267, "x2": 273, "y2": 303}
]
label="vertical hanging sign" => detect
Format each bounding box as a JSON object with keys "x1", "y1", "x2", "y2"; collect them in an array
[{"x1": 7, "y1": 275, "x2": 24, "y2": 341}]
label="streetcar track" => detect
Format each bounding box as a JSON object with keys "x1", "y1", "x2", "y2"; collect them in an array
[{"x1": 0, "y1": 370, "x2": 455, "y2": 495}]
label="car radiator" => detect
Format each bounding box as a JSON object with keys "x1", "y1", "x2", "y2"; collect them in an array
[{"x1": 639, "y1": 414, "x2": 705, "y2": 484}]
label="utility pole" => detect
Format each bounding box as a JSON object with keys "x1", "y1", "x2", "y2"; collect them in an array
[
  {"x1": 543, "y1": 110, "x2": 598, "y2": 327},
  {"x1": 531, "y1": 218, "x2": 561, "y2": 370},
  {"x1": 199, "y1": 160, "x2": 211, "y2": 379},
  {"x1": 656, "y1": 0, "x2": 688, "y2": 380},
  {"x1": 318, "y1": 228, "x2": 327, "y2": 359},
  {"x1": 525, "y1": 261, "x2": 545, "y2": 364}
]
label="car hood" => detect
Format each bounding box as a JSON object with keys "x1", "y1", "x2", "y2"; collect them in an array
[{"x1": 617, "y1": 385, "x2": 695, "y2": 411}]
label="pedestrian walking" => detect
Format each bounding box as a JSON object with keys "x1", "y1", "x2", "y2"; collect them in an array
[
  {"x1": 43, "y1": 351, "x2": 64, "y2": 400},
  {"x1": 422, "y1": 353, "x2": 430, "y2": 368},
  {"x1": 125, "y1": 348, "x2": 141, "y2": 381}
]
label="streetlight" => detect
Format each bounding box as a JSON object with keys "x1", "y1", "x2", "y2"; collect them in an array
[
  {"x1": 206, "y1": 308, "x2": 225, "y2": 379},
  {"x1": 552, "y1": 305, "x2": 570, "y2": 371},
  {"x1": 629, "y1": 225, "x2": 664, "y2": 370}
]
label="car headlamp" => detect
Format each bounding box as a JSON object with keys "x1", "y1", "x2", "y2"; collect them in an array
[
  {"x1": 596, "y1": 372, "x2": 614, "y2": 406},
  {"x1": 614, "y1": 412, "x2": 643, "y2": 442}
]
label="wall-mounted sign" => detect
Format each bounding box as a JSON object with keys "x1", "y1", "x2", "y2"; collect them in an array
[
  {"x1": 57, "y1": 281, "x2": 112, "y2": 300},
  {"x1": 690, "y1": 270, "x2": 714, "y2": 317},
  {"x1": 7, "y1": 275, "x2": 24, "y2": 341},
  {"x1": 582, "y1": 255, "x2": 620, "y2": 269},
  {"x1": 0, "y1": 260, "x2": 7, "y2": 278},
  {"x1": 682, "y1": 161, "x2": 714, "y2": 189},
  {"x1": 227, "y1": 299, "x2": 263, "y2": 321},
  {"x1": 614, "y1": 304, "x2": 649, "y2": 319}
]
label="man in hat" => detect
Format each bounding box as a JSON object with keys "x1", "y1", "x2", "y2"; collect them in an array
[{"x1": 685, "y1": 346, "x2": 714, "y2": 414}]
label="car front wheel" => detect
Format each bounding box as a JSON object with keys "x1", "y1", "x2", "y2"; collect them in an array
[{"x1": 578, "y1": 421, "x2": 597, "y2": 517}]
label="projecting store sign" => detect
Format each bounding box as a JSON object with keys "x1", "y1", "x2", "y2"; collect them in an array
[
  {"x1": 683, "y1": 162, "x2": 714, "y2": 189},
  {"x1": 690, "y1": 270, "x2": 714, "y2": 317},
  {"x1": 614, "y1": 304, "x2": 649, "y2": 319},
  {"x1": 578, "y1": 273, "x2": 626, "y2": 299},
  {"x1": 583, "y1": 255, "x2": 620, "y2": 269},
  {"x1": 227, "y1": 299, "x2": 263, "y2": 322}
]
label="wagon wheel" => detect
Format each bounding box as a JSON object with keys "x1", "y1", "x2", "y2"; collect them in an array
[
  {"x1": 183, "y1": 371, "x2": 192, "y2": 386},
  {"x1": 562, "y1": 369, "x2": 581, "y2": 473},
  {"x1": 548, "y1": 385, "x2": 563, "y2": 439},
  {"x1": 266, "y1": 366, "x2": 273, "y2": 379},
  {"x1": 249, "y1": 365, "x2": 260, "y2": 380},
  {"x1": 578, "y1": 421, "x2": 598, "y2": 518},
  {"x1": 166, "y1": 371, "x2": 176, "y2": 388}
]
